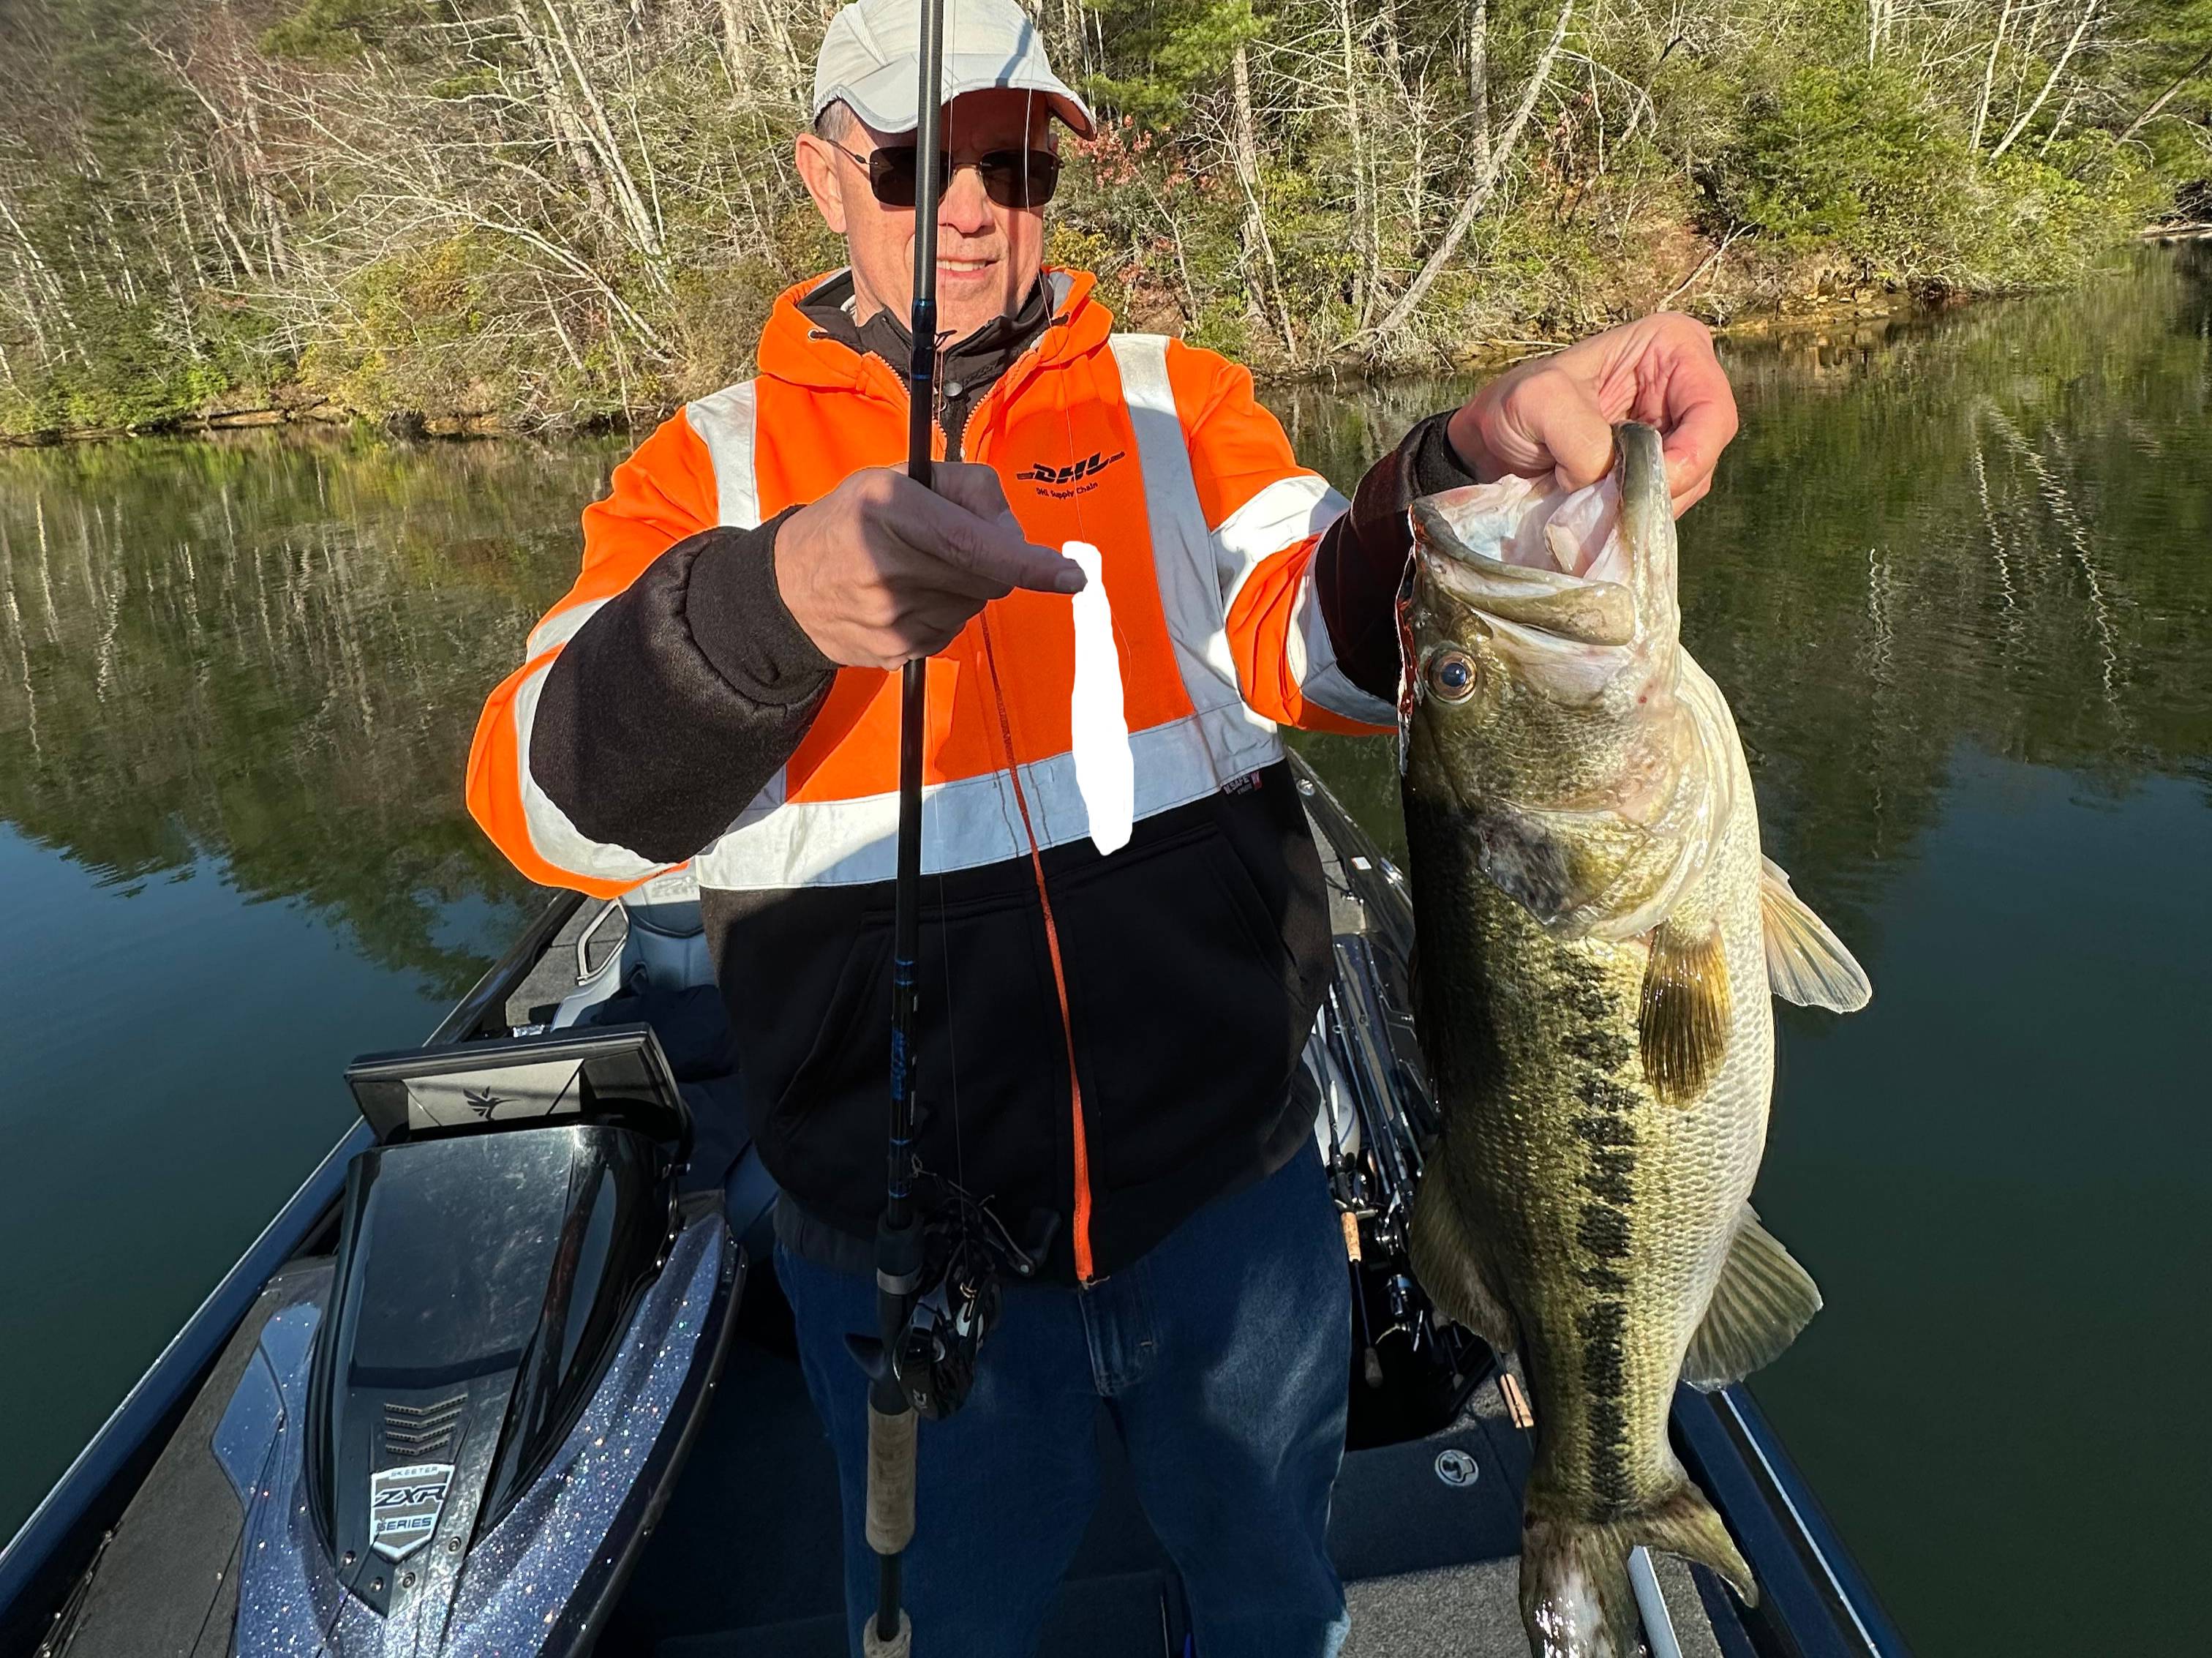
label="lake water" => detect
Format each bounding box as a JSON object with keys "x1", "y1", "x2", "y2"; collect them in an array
[{"x1": 3, "y1": 250, "x2": 2208, "y2": 1654}]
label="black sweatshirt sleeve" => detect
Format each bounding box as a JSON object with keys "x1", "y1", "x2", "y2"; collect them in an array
[
  {"x1": 527, "y1": 508, "x2": 837, "y2": 865},
  {"x1": 1309, "y1": 410, "x2": 1486, "y2": 705}
]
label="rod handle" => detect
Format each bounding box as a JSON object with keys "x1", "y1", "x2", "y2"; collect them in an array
[
  {"x1": 864, "y1": 1400, "x2": 919, "y2": 1556},
  {"x1": 862, "y1": 1609, "x2": 913, "y2": 1657}
]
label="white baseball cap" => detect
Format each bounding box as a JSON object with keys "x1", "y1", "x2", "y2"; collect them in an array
[{"x1": 812, "y1": 0, "x2": 1096, "y2": 140}]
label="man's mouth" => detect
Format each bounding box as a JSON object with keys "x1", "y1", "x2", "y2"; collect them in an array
[{"x1": 938, "y1": 254, "x2": 998, "y2": 280}]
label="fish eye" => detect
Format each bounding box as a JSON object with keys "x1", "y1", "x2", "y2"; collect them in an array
[{"x1": 1427, "y1": 648, "x2": 1478, "y2": 702}]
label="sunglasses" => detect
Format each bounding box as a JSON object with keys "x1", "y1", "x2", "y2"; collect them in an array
[{"x1": 830, "y1": 142, "x2": 1061, "y2": 210}]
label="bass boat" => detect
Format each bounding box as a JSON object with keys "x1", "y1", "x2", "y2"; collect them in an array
[{"x1": 0, "y1": 757, "x2": 1906, "y2": 1658}]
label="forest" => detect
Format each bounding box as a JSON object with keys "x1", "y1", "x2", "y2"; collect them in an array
[{"x1": 1, "y1": 0, "x2": 2206, "y2": 435}]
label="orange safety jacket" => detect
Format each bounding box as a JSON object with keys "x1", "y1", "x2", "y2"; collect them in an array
[{"x1": 468, "y1": 269, "x2": 1422, "y2": 1281}]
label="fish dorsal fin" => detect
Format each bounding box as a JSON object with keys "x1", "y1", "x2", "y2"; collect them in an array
[
  {"x1": 1682, "y1": 1204, "x2": 1822, "y2": 1392},
  {"x1": 1758, "y1": 858, "x2": 1873, "y2": 1012}
]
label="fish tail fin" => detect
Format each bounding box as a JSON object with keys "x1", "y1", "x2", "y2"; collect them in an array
[{"x1": 1521, "y1": 1480, "x2": 1756, "y2": 1658}]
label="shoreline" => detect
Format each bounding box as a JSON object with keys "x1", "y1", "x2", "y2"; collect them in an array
[{"x1": 0, "y1": 268, "x2": 2125, "y2": 451}]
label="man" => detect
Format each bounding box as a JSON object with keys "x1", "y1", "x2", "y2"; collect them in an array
[{"x1": 467, "y1": 0, "x2": 1738, "y2": 1651}]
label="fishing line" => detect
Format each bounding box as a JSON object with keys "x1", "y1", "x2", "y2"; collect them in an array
[
  {"x1": 966, "y1": 81, "x2": 1132, "y2": 1280},
  {"x1": 886, "y1": 61, "x2": 1135, "y2": 1303}
]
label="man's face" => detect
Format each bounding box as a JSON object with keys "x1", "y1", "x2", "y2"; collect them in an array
[{"x1": 795, "y1": 89, "x2": 1053, "y2": 343}]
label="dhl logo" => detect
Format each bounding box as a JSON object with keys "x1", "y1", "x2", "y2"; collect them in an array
[{"x1": 1017, "y1": 451, "x2": 1125, "y2": 487}]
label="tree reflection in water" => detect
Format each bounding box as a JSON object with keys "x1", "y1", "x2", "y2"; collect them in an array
[
  {"x1": 0, "y1": 432, "x2": 625, "y2": 997},
  {"x1": 5, "y1": 252, "x2": 2204, "y2": 990}
]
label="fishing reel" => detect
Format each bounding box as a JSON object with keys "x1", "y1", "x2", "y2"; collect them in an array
[{"x1": 859, "y1": 1170, "x2": 1040, "y2": 1422}]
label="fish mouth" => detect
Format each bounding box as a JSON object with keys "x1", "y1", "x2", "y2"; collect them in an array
[
  {"x1": 1409, "y1": 525, "x2": 1639, "y2": 649},
  {"x1": 1399, "y1": 426, "x2": 1722, "y2": 940},
  {"x1": 1408, "y1": 422, "x2": 1672, "y2": 651}
]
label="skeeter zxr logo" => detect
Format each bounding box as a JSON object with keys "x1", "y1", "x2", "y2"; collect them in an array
[
  {"x1": 368, "y1": 1462, "x2": 456, "y2": 1561},
  {"x1": 1016, "y1": 450, "x2": 1125, "y2": 498}
]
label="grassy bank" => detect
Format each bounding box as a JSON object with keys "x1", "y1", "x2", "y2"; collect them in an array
[{"x1": 1, "y1": 0, "x2": 2205, "y2": 440}]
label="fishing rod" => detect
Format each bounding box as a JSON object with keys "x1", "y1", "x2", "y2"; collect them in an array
[
  {"x1": 857, "y1": 0, "x2": 947, "y2": 1650},
  {"x1": 850, "y1": 13, "x2": 1050, "y2": 1651}
]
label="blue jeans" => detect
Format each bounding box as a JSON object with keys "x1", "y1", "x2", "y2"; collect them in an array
[{"x1": 776, "y1": 1147, "x2": 1353, "y2": 1658}]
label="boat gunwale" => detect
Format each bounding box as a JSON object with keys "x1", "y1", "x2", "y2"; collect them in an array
[{"x1": 1672, "y1": 1380, "x2": 1914, "y2": 1658}]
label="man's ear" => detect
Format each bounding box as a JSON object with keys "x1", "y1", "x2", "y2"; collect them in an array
[{"x1": 794, "y1": 134, "x2": 848, "y2": 235}]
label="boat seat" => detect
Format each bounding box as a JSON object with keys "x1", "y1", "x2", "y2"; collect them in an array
[
  {"x1": 534, "y1": 866, "x2": 761, "y2": 1213},
  {"x1": 552, "y1": 866, "x2": 714, "y2": 1029}
]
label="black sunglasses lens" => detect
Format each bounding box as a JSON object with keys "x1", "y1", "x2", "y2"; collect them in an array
[
  {"x1": 866, "y1": 148, "x2": 921, "y2": 208},
  {"x1": 978, "y1": 151, "x2": 1061, "y2": 208}
]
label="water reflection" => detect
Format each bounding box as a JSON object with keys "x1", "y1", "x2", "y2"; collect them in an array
[
  {"x1": 0, "y1": 435, "x2": 620, "y2": 995},
  {"x1": 4, "y1": 252, "x2": 2202, "y2": 991}
]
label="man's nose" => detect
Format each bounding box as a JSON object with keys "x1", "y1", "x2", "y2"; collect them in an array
[{"x1": 939, "y1": 163, "x2": 996, "y2": 237}]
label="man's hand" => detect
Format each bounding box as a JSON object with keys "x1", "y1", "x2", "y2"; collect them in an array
[
  {"x1": 774, "y1": 463, "x2": 1084, "y2": 668},
  {"x1": 1445, "y1": 313, "x2": 1739, "y2": 517}
]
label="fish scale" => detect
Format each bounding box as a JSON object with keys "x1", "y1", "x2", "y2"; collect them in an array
[{"x1": 1399, "y1": 424, "x2": 1868, "y2": 1658}]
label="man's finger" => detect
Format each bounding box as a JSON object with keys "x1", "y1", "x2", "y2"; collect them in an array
[
  {"x1": 1669, "y1": 475, "x2": 1713, "y2": 519},
  {"x1": 1652, "y1": 333, "x2": 1737, "y2": 499},
  {"x1": 932, "y1": 461, "x2": 1018, "y2": 529},
  {"x1": 907, "y1": 594, "x2": 985, "y2": 650},
  {"x1": 1523, "y1": 372, "x2": 1614, "y2": 491},
  {"x1": 898, "y1": 481, "x2": 1085, "y2": 594},
  {"x1": 1659, "y1": 390, "x2": 1737, "y2": 502}
]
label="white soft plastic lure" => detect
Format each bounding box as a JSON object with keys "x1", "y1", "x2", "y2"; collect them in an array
[{"x1": 1065, "y1": 541, "x2": 1133, "y2": 855}]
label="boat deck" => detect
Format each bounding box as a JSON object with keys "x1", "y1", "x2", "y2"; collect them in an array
[{"x1": 601, "y1": 1311, "x2": 1740, "y2": 1657}]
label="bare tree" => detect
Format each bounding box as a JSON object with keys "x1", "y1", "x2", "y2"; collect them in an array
[{"x1": 1352, "y1": 0, "x2": 1576, "y2": 350}]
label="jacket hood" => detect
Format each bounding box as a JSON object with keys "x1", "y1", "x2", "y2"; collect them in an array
[{"x1": 756, "y1": 267, "x2": 1113, "y2": 403}]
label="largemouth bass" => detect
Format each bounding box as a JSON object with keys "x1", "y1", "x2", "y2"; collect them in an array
[{"x1": 1399, "y1": 423, "x2": 1871, "y2": 1657}]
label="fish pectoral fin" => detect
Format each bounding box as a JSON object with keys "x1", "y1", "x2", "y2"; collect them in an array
[
  {"x1": 1758, "y1": 857, "x2": 1873, "y2": 1012},
  {"x1": 1639, "y1": 917, "x2": 1731, "y2": 1106},
  {"x1": 1682, "y1": 1204, "x2": 1823, "y2": 1391},
  {"x1": 1407, "y1": 1168, "x2": 1521, "y2": 1356},
  {"x1": 1521, "y1": 1479, "x2": 1756, "y2": 1657}
]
